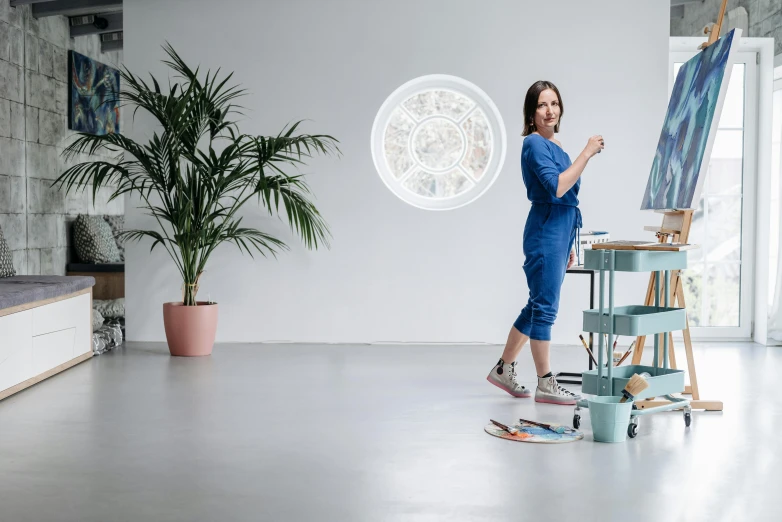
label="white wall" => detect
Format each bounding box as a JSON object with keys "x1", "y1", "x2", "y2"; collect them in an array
[{"x1": 125, "y1": 0, "x2": 670, "y2": 344}]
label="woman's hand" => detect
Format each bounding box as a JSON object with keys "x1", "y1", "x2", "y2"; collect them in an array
[
  {"x1": 583, "y1": 135, "x2": 605, "y2": 158},
  {"x1": 567, "y1": 249, "x2": 576, "y2": 269}
]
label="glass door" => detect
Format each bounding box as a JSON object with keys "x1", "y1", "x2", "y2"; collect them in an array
[{"x1": 669, "y1": 51, "x2": 758, "y2": 339}]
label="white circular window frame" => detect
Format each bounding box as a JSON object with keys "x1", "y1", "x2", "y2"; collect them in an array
[{"x1": 370, "y1": 74, "x2": 507, "y2": 211}]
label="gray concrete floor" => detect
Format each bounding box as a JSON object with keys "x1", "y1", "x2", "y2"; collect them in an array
[{"x1": 0, "y1": 341, "x2": 779, "y2": 521}]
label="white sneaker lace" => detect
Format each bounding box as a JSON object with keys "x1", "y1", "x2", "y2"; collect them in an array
[
  {"x1": 508, "y1": 363, "x2": 526, "y2": 391},
  {"x1": 553, "y1": 378, "x2": 576, "y2": 397}
]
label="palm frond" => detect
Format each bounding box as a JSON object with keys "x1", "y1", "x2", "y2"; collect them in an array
[{"x1": 54, "y1": 45, "x2": 340, "y2": 305}]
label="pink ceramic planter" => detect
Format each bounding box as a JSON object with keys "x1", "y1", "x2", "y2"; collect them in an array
[{"x1": 163, "y1": 302, "x2": 218, "y2": 356}]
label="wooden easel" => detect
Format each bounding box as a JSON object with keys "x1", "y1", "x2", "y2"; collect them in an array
[
  {"x1": 630, "y1": 0, "x2": 729, "y2": 412},
  {"x1": 630, "y1": 212, "x2": 722, "y2": 411},
  {"x1": 698, "y1": 0, "x2": 729, "y2": 50}
]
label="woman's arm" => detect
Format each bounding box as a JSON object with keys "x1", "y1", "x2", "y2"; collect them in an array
[
  {"x1": 555, "y1": 136, "x2": 605, "y2": 198},
  {"x1": 528, "y1": 136, "x2": 605, "y2": 199}
]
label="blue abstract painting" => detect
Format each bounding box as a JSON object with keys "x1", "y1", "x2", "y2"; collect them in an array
[
  {"x1": 641, "y1": 29, "x2": 739, "y2": 210},
  {"x1": 68, "y1": 50, "x2": 120, "y2": 136}
]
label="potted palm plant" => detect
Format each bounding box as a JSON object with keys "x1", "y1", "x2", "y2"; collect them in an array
[{"x1": 55, "y1": 45, "x2": 339, "y2": 356}]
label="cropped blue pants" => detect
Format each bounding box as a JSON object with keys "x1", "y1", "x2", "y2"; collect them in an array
[{"x1": 513, "y1": 204, "x2": 581, "y2": 341}]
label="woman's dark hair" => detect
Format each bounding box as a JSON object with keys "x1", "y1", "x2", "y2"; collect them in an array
[{"x1": 522, "y1": 81, "x2": 563, "y2": 136}]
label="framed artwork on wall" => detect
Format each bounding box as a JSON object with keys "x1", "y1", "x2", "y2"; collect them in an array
[{"x1": 68, "y1": 50, "x2": 120, "y2": 135}]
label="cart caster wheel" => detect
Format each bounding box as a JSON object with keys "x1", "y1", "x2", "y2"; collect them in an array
[
  {"x1": 628, "y1": 423, "x2": 638, "y2": 438},
  {"x1": 573, "y1": 415, "x2": 581, "y2": 429},
  {"x1": 684, "y1": 412, "x2": 691, "y2": 427}
]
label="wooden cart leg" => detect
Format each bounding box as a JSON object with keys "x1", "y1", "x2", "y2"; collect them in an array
[
  {"x1": 632, "y1": 335, "x2": 647, "y2": 365},
  {"x1": 669, "y1": 272, "x2": 694, "y2": 396},
  {"x1": 675, "y1": 277, "x2": 701, "y2": 401},
  {"x1": 668, "y1": 332, "x2": 678, "y2": 369},
  {"x1": 660, "y1": 213, "x2": 691, "y2": 370}
]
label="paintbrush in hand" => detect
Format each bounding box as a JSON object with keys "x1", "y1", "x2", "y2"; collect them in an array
[{"x1": 619, "y1": 373, "x2": 649, "y2": 403}]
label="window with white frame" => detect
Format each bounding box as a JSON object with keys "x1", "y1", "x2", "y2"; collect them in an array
[
  {"x1": 371, "y1": 75, "x2": 506, "y2": 210},
  {"x1": 672, "y1": 57, "x2": 754, "y2": 333}
]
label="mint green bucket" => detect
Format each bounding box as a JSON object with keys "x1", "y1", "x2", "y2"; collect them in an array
[{"x1": 588, "y1": 396, "x2": 633, "y2": 443}]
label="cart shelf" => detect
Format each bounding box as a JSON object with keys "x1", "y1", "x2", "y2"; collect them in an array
[
  {"x1": 582, "y1": 305, "x2": 686, "y2": 336},
  {"x1": 582, "y1": 364, "x2": 685, "y2": 400}
]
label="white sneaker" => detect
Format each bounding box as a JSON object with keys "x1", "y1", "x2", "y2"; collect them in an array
[
  {"x1": 486, "y1": 359, "x2": 532, "y2": 398},
  {"x1": 535, "y1": 375, "x2": 581, "y2": 405}
]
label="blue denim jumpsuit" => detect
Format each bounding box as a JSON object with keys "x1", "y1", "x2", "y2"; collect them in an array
[{"x1": 513, "y1": 134, "x2": 582, "y2": 341}]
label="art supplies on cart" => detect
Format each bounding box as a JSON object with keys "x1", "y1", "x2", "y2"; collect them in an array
[
  {"x1": 580, "y1": 334, "x2": 635, "y2": 367},
  {"x1": 573, "y1": 231, "x2": 611, "y2": 266}
]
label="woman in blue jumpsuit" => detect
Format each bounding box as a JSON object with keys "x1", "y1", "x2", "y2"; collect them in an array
[{"x1": 487, "y1": 81, "x2": 604, "y2": 405}]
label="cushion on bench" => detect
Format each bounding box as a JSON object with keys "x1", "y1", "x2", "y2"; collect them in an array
[
  {"x1": 73, "y1": 215, "x2": 121, "y2": 263},
  {"x1": 0, "y1": 226, "x2": 15, "y2": 278},
  {"x1": 0, "y1": 276, "x2": 96, "y2": 311}
]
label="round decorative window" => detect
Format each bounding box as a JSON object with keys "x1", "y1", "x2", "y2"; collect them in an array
[{"x1": 371, "y1": 75, "x2": 507, "y2": 210}]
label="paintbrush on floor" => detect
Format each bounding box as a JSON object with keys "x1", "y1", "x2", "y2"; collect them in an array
[
  {"x1": 619, "y1": 373, "x2": 650, "y2": 403},
  {"x1": 489, "y1": 419, "x2": 519, "y2": 435},
  {"x1": 518, "y1": 418, "x2": 577, "y2": 434}
]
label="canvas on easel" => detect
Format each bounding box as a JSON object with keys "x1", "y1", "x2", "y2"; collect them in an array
[{"x1": 641, "y1": 28, "x2": 741, "y2": 211}]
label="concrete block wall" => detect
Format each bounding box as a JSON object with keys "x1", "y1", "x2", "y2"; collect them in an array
[
  {"x1": 671, "y1": 0, "x2": 782, "y2": 55},
  {"x1": 0, "y1": 2, "x2": 123, "y2": 276}
]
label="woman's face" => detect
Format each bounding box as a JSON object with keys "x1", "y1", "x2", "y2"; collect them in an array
[{"x1": 534, "y1": 89, "x2": 561, "y2": 132}]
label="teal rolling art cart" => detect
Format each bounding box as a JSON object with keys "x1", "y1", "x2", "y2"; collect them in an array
[{"x1": 572, "y1": 248, "x2": 692, "y2": 438}]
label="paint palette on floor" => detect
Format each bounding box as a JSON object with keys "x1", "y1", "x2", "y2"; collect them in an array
[{"x1": 484, "y1": 422, "x2": 583, "y2": 443}]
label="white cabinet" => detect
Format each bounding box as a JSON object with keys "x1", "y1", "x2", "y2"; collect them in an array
[
  {"x1": 32, "y1": 292, "x2": 89, "y2": 337},
  {"x1": 0, "y1": 291, "x2": 92, "y2": 398},
  {"x1": 0, "y1": 310, "x2": 34, "y2": 393},
  {"x1": 32, "y1": 328, "x2": 76, "y2": 376}
]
